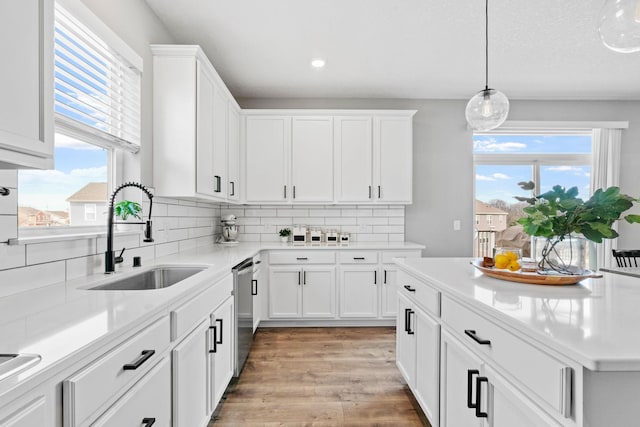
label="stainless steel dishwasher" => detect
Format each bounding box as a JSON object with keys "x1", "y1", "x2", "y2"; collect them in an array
[{"x1": 232, "y1": 257, "x2": 254, "y2": 376}]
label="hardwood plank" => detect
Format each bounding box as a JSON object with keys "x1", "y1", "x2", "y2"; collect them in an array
[{"x1": 210, "y1": 327, "x2": 430, "y2": 426}]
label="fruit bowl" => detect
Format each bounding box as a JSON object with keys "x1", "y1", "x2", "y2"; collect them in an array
[{"x1": 471, "y1": 259, "x2": 602, "y2": 286}]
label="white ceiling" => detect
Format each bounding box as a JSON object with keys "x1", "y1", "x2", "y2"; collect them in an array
[{"x1": 145, "y1": 0, "x2": 640, "y2": 100}]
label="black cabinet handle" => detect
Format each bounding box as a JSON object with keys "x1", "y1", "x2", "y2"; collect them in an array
[
  {"x1": 123, "y1": 349, "x2": 155, "y2": 370},
  {"x1": 296, "y1": 257, "x2": 308, "y2": 261},
  {"x1": 230, "y1": 181, "x2": 235, "y2": 196},
  {"x1": 403, "y1": 285, "x2": 416, "y2": 292},
  {"x1": 374, "y1": 270, "x2": 377, "y2": 284},
  {"x1": 475, "y1": 376, "x2": 489, "y2": 418},
  {"x1": 378, "y1": 185, "x2": 381, "y2": 198},
  {"x1": 465, "y1": 329, "x2": 491, "y2": 346},
  {"x1": 284, "y1": 185, "x2": 287, "y2": 199},
  {"x1": 252, "y1": 279, "x2": 258, "y2": 296},
  {"x1": 298, "y1": 271, "x2": 301, "y2": 285},
  {"x1": 209, "y1": 326, "x2": 217, "y2": 353},
  {"x1": 216, "y1": 318, "x2": 223, "y2": 344},
  {"x1": 214, "y1": 175, "x2": 221, "y2": 193},
  {"x1": 142, "y1": 418, "x2": 156, "y2": 427},
  {"x1": 353, "y1": 257, "x2": 365, "y2": 260},
  {"x1": 303, "y1": 271, "x2": 307, "y2": 285},
  {"x1": 407, "y1": 310, "x2": 415, "y2": 335},
  {"x1": 368, "y1": 185, "x2": 372, "y2": 199},
  {"x1": 0, "y1": 187, "x2": 9, "y2": 196},
  {"x1": 293, "y1": 185, "x2": 296, "y2": 199},
  {"x1": 404, "y1": 308, "x2": 411, "y2": 332},
  {"x1": 384, "y1": 269, "x2": 387, "y2": 284},
  {"x1": 467, "y1": 369, "x2": 479, "y2": 409}
]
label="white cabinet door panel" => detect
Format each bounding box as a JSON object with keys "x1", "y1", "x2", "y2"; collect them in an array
[
  {"x1": 212, "y1": 84, "x2": 228, "y2": 198},
  {"x1": 227, "y1": 105, "x2": 240, "y2": 201},
  {"x1": 245, "y1": 116, "x2": 290, "y2": 202},
  {"x1": 339, "y1": 267, "x2": 379, "y2": 318},
  {"x1": 396, "y1": 293, "x2": 416, "y2": 388},
  {"x1": 301, "y1": 267, "x2": 336, "y2": 318},
  {"x1": 0, "y1": 397, "x2": 46, "y2": 427},
  {"x1": 268, "y1": 267, "x2": 301, "y2": 318},
  {"x1": 415, "y1": 308, "x2": 440, "y2": 427},
  {"x1": 195, "y1": 62, "x2": 215, "y2": 197},
  {"x1": 381, "y1": 266, "x2": 398, "y2": 318},
  {"x1": 374, "y1": 116, "x2": 412, "y2": 203},
  {"x1": 211, "y1": 297, "x2": 234, "y2": 410},
  {"x1": 334, "y1": 117, "x2": 373, "y2": 202},
  {"x1": 291, "y1": 117, "x2": 334, "y2": 202}
]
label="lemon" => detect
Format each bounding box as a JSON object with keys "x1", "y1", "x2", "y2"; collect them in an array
[
  {"x1": 504, "y1": 251, "x2": 518, "y2": 261},
  {"x1": 507, "y1": 260, "x2": 521, "y2": 271},
  {"x1": 494, "y1": 254, "x2": 509, "y2": 269}
]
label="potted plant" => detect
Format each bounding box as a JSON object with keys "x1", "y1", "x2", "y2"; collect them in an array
[
  {"x1": 114, "y1": 200, "x2": 142, "y2": 220},
  {"x1": 278, "y1": 228, "x2": 291, "y2": 243},
  {"x1": 515, "y1": 181, "x2": 640, "y2": 274}
]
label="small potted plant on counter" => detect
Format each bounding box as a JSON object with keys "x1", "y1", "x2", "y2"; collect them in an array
[
  {"x1": 516, "y1": 181, "x2": 640, "y2": 274},
  {"x1": 114, "y1": 200, "x2": 142, "y2": 230},
  {"x1": 279, "y1": 228, "x2": 291, "y2": 243}
]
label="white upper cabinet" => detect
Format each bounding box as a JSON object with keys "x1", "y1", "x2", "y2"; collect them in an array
[
  {"x1": 291, "y1": 117, "x2": 334, "y2": 202},
  {"x1": 243, "y1": 110, "x2": 415, "y2": 205},
  {"x1": 152, "y1": 45, "x2": 239, "y2": 202},
  {"x1": 374, "y1": 115, "x2": 413, "y2": 203},
  {"x1": 244, "y1": 115, "x2": 291, "y2": 203},
  {"x1": 0, "y1": 0, "x2": 53, "y2": 169},
  {"x1": 334, "y1": 116, "x2": 373, "y2": 203},
  {"x1": 227, "y1": 104, "x2": 240, "y2": 201}
]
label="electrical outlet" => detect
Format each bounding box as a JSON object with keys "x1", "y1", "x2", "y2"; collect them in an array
[{"x1": 453, "y1": 220, "x2": 461, "y2": 231}]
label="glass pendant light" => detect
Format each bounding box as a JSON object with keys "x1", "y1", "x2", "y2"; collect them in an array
[
  {"x1": 465, "y1": 0, "x2": 509, "y2": 131},
  {"x1": 598, "y1": 0, "x2": 640, "y2": 53}
]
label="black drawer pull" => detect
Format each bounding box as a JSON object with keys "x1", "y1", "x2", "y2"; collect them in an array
[
  {"x1": 252, "y1": 279, "x2": 258, "y2": 296},
  {"x1": 465, "y1": 329, "x2": 491, "y2": 345},
  {"x1": 123, "y1": 349, "x2": 155, "y2": 370},
  {"x1": 403, "y1": 285, "x2": 416, "y2": 292},
  {"x1": 467, "y1": 369, "x2": 479, "y2": 409},
  {"x1": 142, "y1": 418, "x2": 156, "y2": 427},
  {"x1": 475, "y1": 376, "x2": 489, "y2": 418},
  {"x1": 353, "y1": 257, "x2": 365, "y2": 260},
  {"x1": 296, "y1": 257, "x2": 308, "y2": 261},
  {"x1": 404, "y1": 308, "x2": 411, "y2": 332},
  {"x1": 407, "y1": 309, "x2": 415, "y2": 335}
]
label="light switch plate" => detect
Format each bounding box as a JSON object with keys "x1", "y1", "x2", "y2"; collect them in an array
[{"x1": 453, "y1": 220, "x2": 461, "y2": 231}]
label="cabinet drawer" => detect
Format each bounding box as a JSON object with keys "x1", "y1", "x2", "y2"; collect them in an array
[
  {"x1": 269, "y1": 251, "x2": 335, "y2": 264},
  {"x1": 171, "y1": 273, "x2": 233, "y2": 340},
  {"x1": 441, "y1": 296, "x2": 572, "y2": 417},
  {"x1": 92, "y1": 356, "x2": 171, "y2": 427},
  {"x1": 381, "y1": 250, "x2": 421, "y2": 264},
  {"x1": 338, "y1": 251, "x2": 378, "y2": 264},
  {"x1": 63, "y1": 316, "x2": 170, "y2": 427},
  {"x1": 397, "y1": 270, "x2": 440, "y2": 317}
]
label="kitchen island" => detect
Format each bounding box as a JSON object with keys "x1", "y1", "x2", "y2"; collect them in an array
[{"x1": 395, "y1": 257, "x2": 640, "y2": 427}]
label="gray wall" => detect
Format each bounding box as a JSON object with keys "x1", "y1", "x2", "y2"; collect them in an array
[{"x1": 239, "y1": 98, "x2": 640, "y2": 255}]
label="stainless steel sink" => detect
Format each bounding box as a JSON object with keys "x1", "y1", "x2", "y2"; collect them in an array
[
  {"x1": 88, "y1": 267, "x2": 206, "y2": 291},
  {"x1": 0, "y1": 354, "x2": 41, "y2": 382}
]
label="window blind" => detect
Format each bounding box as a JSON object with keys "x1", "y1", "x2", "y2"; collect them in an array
[{"x1": 54, "y1": 3, "x2": 141, "y2": 152}]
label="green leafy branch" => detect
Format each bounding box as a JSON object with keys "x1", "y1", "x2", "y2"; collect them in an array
[{"x1": 114, "y1": 200, "x2": 142, "y2": 221}]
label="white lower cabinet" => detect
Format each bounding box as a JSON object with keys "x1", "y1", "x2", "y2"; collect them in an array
[
  {"x1": 397, "y1": 293, "x2": 440, "y2": 426},
  {"x1": 0, "y1": 396, "x2": 47, "y2": 427},
  {"x1": 93, "y1": 357, "x2": 171, "y2": 427},
  {"x1": 440, "y1": 330, "x2": 561, "y2": 427},
  {"x1": 211, "y1": 296, "x2": 234, "y2": 409},
  {"x1": 339, "y1": 266, "x2": 379, "y2": 318},
  {"x1": 269, "y1": 266, "x2": 336, "y2": 318},
  {"x1": 380, "y1": 265, "x2": 398, "y2": 318}
]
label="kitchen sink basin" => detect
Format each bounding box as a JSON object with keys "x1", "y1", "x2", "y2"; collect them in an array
[
  {"x1": 88, "y1": 267, "x2": 206, "y2": 291},
  {"x1": 0, "y1": 354, "x2": 41, "y2": 382}
]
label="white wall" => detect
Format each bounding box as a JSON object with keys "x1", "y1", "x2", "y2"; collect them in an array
[{"x1": 239, "y1": 97, "x2": 640, "y2": 255}]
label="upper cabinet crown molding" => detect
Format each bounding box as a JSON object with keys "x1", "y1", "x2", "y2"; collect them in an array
[
  {"x1": 242, "y1": 109, "x2": 417, "y2": 117},
  {"x1": 0, "y1": 0, "x2": 54, "y2": 169}
]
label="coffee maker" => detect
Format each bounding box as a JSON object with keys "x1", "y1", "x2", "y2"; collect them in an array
[{"x1": 220, "y1": 214, "x2": 239, "y2": 244}]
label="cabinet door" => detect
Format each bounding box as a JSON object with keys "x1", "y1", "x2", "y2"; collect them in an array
[
  {"x1": 172, "y1": 319, "x2": 210, "y2": 427},
  {"x1": 440, "y1": 330, "x2": 484, "y2": 427},
  {"x1": 381, "y1": 265, "x2": 398, "y2": 318},
  {"x1": 245, "y1": 116, "x2": 290, "y2": 203},
  {"x1": 268, "y1": 267, "x2": 301, "y2": 318},
  {"x1": 212, "y1": 84, "x2": 228, "y2": 199},
  {"x1": 0, "y1": 0, "x2": 53, "y2": 169},
  {"x1": 301, "y1": 266, "x2": 336, "y2": 318},
  {"x1": 396, "y1": 293, "x2": 416, "y2": 388},
  {"x1": 211, "y1": 297, "x2": 234, "y2": 410},
  {"x1": 227, "y1": 104, "x2": 240, "y2": 201},
  {"x1": 339, "y1": 266, "x2": 379, "y2": 318},
  {"x1": 195, "y1": 62, "x2": 216, "y2": 197},
  {"x1": 0, "y1": 397, "x2": 46, "y2": 427},
  {"x1": 374, "y1": 116, "x2": 412, "y2": 203},
  {"x1": 485, "y1": 366, "x2": 562, "y2": 427},
  {"x1": 334, "y1": 116, "x2": 373, "y2": 203},
  {"x1": 93, "y1": 357, "x2": 171, "y2": 427},
  {"x1": 291, "y1": 117, "x2": 333, "y2": 202},
  {"x1": 415, "y1": 308, "x2": 440, "y2": 427}
]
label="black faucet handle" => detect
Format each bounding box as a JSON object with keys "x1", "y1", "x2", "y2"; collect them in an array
[
  {"x1": 115, "y1": 247, "x2": 126, "y2": 264},
  {"x1": 143, "y1": 220, "x2": 154, "y2": 243}
]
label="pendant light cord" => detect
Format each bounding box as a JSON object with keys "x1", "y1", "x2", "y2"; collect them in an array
[{"x1": 485, "y1": 0, "x2": 489, "y2": 91}]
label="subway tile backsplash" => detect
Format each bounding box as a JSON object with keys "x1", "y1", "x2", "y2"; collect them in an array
[{"x1": 222, "y1": 204, "x2": 405, "y2": 243}]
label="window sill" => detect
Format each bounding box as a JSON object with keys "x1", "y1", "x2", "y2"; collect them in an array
[{"x1": 9, "y1": 229, "x2": 142, "y2": 246}]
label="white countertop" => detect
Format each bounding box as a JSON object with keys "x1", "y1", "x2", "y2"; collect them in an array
[
  {"x1": 396, "y1": 257, "x2": 640, "y2": 371},
  {"x1": 0, "y1": 241, "x2": 423, "y2": 401}
]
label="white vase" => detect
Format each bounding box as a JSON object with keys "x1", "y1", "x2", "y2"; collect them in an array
[{"x1": 280, "y1": 236, "x2": 288, "y2": 243}]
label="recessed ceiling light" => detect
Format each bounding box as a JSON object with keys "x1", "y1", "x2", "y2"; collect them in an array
[{"x1": 311, "y1": 58, "x2": 326, "y2": 68}]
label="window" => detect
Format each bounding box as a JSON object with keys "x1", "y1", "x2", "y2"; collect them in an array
[
  {"x1": 18, "y1": 1, "x2": 141, "y2": 232},
  {"x1": 473, "y1": 132, "x2": 592, "y2": 260}
]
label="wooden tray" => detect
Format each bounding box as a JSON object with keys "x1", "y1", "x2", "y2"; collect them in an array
[{"x1": 471, "y1": 259, "x2": 602, "y2": 286}]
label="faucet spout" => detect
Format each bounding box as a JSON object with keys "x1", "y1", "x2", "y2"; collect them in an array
[{"x1": 106, "y1": 182, "x2": 154, "y2": 274}]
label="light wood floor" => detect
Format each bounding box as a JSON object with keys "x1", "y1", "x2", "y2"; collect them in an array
[{"x1": 210, "y1": 327, "x2": 430, "y2": 426}]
